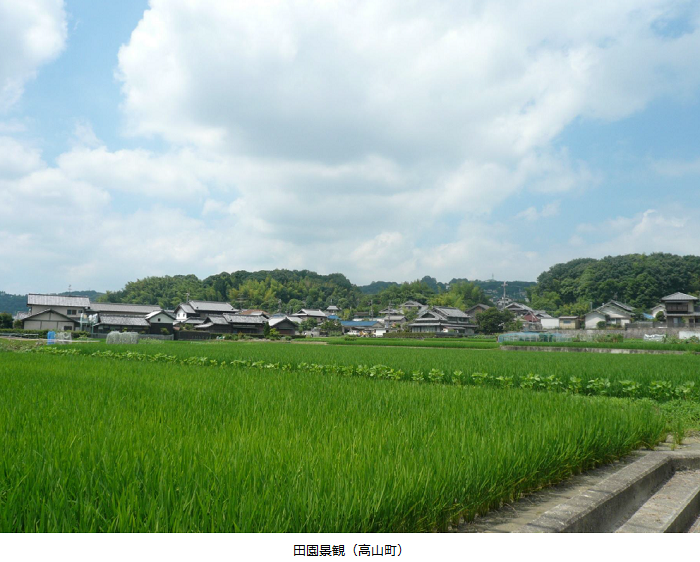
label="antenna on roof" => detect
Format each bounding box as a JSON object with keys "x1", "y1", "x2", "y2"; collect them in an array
[{"x1": 68, "y1": 284, "x2": 72, "y2": 296}]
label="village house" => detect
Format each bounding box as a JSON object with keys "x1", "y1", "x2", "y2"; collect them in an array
[
  {"x1": 325, "y1": 305, "x2": 340, "y2": 318},
  {"x1": 269, "y1": 315, "x2": 301, "y2": 336},
  {"x1": 559, "y1": 316, "x2": 581, "y2": 329},
  {"x1": 23, "y1": 294, "x2": 91, "y2": 331},
  {"x1": 657, "y1": 292, "x2": 700, "y2": 327},
  {"x1": 290, "y1": 309, "x2": 328, "y2": 323},
  {"x1": 464, "y1": 303, "x2": 491, "y2": 321},
  {"x1": 409, "y1": 306, "x2": 476, "y2": 335},
  {"x1": 340, "y1": 320, "x2": 385, "y2": 336},
  {"x1": 584, "y1": 301, "x2": 634, "y2": 329},
  {"x1": 174, "y1": 300, "x2": 238, "y2": 323}
]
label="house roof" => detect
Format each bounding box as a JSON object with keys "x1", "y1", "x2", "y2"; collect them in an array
[
  {"x1": 269, "y1": 316, "x2": 299, "y2": 328},
  {"x1": 96, "y1": 315, "x2": 150, "y2": 327},
  {"x1": 326, "y1": 305, "x2": 340, "y2": 311},
  {"x1": 145, "y1": 310, "x2": 175, "y2": 321},
  {"x1": 383, "y1": 315, "x2": 406, "y2": 322},
  {"x1": 13, "y1": 312, "x2": 28, "y2": 321},
  {"x1": 176, "y1": 303, "x2": 196, "y2": 315},
  {"x1": 433, "y1": 306, "x2": 470, "y2": 318},
  {"x1": 204, "y1": 315, "x2": 230, "y2": 326},
  {"x1": 607, "y1": 300, "x2": 635, "y2": 312},
  {"x1": 175, "y1": 317, "x2": 204, "y2": 324},
  {"x1": 238, "y1": 309, "x2": 268, "y2": 317},
  {"x1": 188, "y1": 300, "x2": 237, "y2": 312},
  {"x1": 292, "y1": 309, "x2": 327, "y2": 317},
  {"x1": 340, "y1": 321, "x2": 382, "y2": 328},
  {"x1": 88, "y1": 302, "x2": 162, "y2": 314},
  {"x1": 23, "y1": 308, "x2": 77, "y2": 322},
  {"x1": 222, "y1": 313, "x2": 268, "y2": 325},
  {"x1": 661, "y1": 292, "x2": 698, "y2": 302},
  {"x1": 400, "y1": 300, "x2": 423, "y2": 307},
  {"x1": 27, "y1": 294, "x2": 90, "y2": 307}
]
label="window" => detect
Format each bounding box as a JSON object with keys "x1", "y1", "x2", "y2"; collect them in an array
[
  {"x1": 64, "y1": 326, "x2": 73, "y2": 331},
  {"x1": 67, "y1": 309, "x2": 76, "y2": 315}
]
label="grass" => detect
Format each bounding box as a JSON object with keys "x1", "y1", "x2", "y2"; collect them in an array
[
  {"x1": 0, "y1": 352, "x2": 665, "y2": 532},
  {"x1": 503, "y1": 340, "x2": 700, "y2": 353},
  {"x1": 54, "y1": 339, "x2": 700, "y2": 391},
  {"x1": 325, "y1": 337, "x2": 500, "y2": 349}
]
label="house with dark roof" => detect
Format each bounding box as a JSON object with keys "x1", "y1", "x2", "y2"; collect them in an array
[
  {"x1": 399, "y1": 300, "x2": 424, "y2": 310},
  {"x1": 87, "y1": 302, "x2": 162, "y2": 316},
  {"x1": 409, "y1": 306, "x2": 476, "y2": 335},
  {"x1": 269, "y1": 315, "x2": 301, "y2": 336},
  {"x1": 174, "y1": 300, "x2": 238, "y2": 325},
  {"x1": 94, "y1": 314, "x2": 151, "y2": 333},
  {"x1": 464, "y1": 303, "x2": 491, "y2": 320},
  {"x1": 340, "y1": 320, "x2": 384, "y2": 336},
  {"x1": 222, "y1": 313, "x2": 267, "y2": 334},
  {"x1": 658, "y1": 292, "x2": 700, "y2": 327}
]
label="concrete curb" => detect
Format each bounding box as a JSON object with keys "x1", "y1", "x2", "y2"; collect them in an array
[{"x1": 520, "y1": 451, "x2": 700, "y2": 533}]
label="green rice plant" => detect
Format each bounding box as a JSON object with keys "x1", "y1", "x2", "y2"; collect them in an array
[{"x1": 0, "y1": 352, "x2": 665, "y2": 532}]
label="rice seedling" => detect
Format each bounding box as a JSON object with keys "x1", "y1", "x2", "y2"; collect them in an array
[{"x1": 0, "y1": 352, "x2": 665, "y2": 532}]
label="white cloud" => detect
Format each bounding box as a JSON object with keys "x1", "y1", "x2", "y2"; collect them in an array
[
  {"x1": 570, "y1": 208, "x2": 700, "y2": 256},
  {"x1": 653, "y1": 157, "x2": 700, "y2": 176},
  {"x1": 0, "y1": 0, "x2": 66, "y2": 110},
  {"x1": 517, "y1": 201, "x2": 561, "y2": 222},
  {"x1": 5, "y1": 1, "x2": 700, "y2": 291}
]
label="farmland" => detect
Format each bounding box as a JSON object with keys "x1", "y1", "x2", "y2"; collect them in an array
[
  {"x1": 0, "y1": 350, "x2": 665, "y2": 532},
  {"x1": 35, "y1": 339, "x2": 700, "y2": 400}
]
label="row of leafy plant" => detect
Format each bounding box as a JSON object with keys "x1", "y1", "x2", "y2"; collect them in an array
[{"x1": 31, "y1": 346, "x2": 697, "y2": 402}]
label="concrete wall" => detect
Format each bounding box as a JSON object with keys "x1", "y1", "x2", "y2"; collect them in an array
[{"x1": 560, "y1": 327, "x2": 700, "y2": 340}]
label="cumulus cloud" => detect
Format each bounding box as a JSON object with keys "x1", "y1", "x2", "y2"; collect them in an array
[
  {"x1": 4, "y1": 1, "x2": 700, "y2": 291},
  {"x1": 570, "y1": 208, "x2": 700, "y2": 256},
  {"x1": 0, "y1": 0, "x2": 66, "y2": 110}
]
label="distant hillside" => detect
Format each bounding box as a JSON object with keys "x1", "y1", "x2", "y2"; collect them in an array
[
  {"x1": 359, "y1": 281, "x2": 399, "y2": 294},
  {"x1": 529, "y1": 253, "x2": 700, "y2": 314},
  {"x1": 0, "y1": 290, "x2": 102, "y2": 314}
]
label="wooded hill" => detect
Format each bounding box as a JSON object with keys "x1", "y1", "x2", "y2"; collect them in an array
[
  {"x1": 96, "y1": 271, "x2": 492, "y2": 315},
  {"x1": 528, "y1": 253, "x2": 700, "y2": 315}
]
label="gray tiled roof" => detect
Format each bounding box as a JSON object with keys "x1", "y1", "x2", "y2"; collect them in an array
[
  {"x1": 433, "y1": 306, "x2": 470, "y2": 318},
  {"x1": 223, "y1": 314, "x2": 268, "y2": 325},
  {"x1": 661, "y1": 292, "x2": 698, "y2": 302},
  {"x1": 205, "y1": 315, "x2": 230, "y2": 325},
  {"x1": 269, "y1": 316, "x2": 299, "y2": 328},
  {"x1": 189, "y1": 300, "x2": 236, "y2": 312},
  {"x1": 96, "y1": 315, "x2": 150, "y2": 327},
  {"x1": 292, "y1": 309, "x2": 327, "y2": 318},
  {"x1": 145, "y1": 310, "x2": 175, "y2": 321},
  {"x1": 88, "y1": 302, "x2": 161, "y2": 314},
  {"x1": 177, "y1": 303, "x2": 196, "y2": 315},
  {"x1": 27, "y1": 294, "x2": 90, "y2": 307}
]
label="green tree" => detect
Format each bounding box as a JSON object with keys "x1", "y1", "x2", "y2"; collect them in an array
[
  {"x1": 476, "y1": 308, "x2": 514, "y2": 334},
  {"x1": 319, "y1": 319, "x2": 343, "y2": 336},
  {"x1": 0, "y1": 312, "x2": 13, "y2": 329},
  {"x1": 300, "y1": 318, "x2": 318, "y2": 332}
]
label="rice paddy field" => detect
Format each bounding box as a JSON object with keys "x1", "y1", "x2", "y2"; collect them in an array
[{"x1": 1, "y1": 338, "x2": 697, "y2": 532}]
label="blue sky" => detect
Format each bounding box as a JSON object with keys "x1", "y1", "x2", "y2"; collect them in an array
[{"x1": 1, "y1": 0, "x2": 700, "y2": 294}]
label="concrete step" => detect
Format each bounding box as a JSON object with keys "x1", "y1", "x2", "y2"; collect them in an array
[
  {"x1": 519, "y1": 450, "x2": 700, "y2": 533},
  {"x1": 687, "y1": 515, "x2": 700, "y2": 533},
  {"x1": 616, "y1": 470, "x2": 700, "y2": 532}
]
